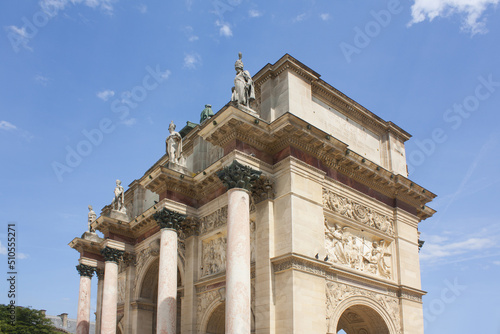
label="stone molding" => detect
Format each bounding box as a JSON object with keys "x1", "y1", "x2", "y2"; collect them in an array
[
  {"x1": 153, "y1": 208, "x2": 187, "y2": 231},
  {"x1": 323, "y1": 188, "x2": 395, "y2": 236},
  {"x1": 76, "y1": 264, "x2": 95, "y2": 278},
  {"x1": 216, "y1": 160, "x2": 262, "y2": 191},
  {"x1": 326, "y1": 281, "x2": 401, "y2": 334},
  {"x1": 272, "y1": 254, "x2": 330, "y2": 278},
  {"x1": 101, "y1": 246, "x2": 125, "y2": 264}
]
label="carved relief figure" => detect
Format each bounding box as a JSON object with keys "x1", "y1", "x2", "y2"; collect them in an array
[
  {"x1": 201, "y1": 237, "x2": 227, "y2": 277},
  {"x1": 231, "y1": 52, "x2": 255, "y2": 108},
  {"x1": 166, "y1": 121, "x2": 185, "y2": 166},
  {"x1": 87, "y1": 205, "x2": 96, "y2": 232},
  {"x1": 112, "y1": 180, "x2": 126, "y2": 213},
  {"x1": 199, "y1": 207, "x2": 228, "y2": 235},
  {"x1": 325, "y1": 221, "x2": 392, "y2": 279}
]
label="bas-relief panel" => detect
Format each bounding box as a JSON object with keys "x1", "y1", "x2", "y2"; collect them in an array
[
  {"x1": 323, "y1": 188, "x2": 395, "y2": 236},
  {"x1": 201, "y1": 237, "x2": 227, "y2": 277},
  {"x1": 325, "y1": 220, "x2": 392, "y2": 280}
]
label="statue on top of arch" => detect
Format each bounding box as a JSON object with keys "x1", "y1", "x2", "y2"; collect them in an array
[{"x1": 231, "y1": 52, "x2": 255, "y2": 109}]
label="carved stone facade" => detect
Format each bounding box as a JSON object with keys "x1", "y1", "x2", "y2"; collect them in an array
[
  {"x1": 70, "y1": 54, "x2": 435, "y2": 334},
  {"x1": 325, "y1": 220, "x2": 393, "y2": 279},
  {"x1": 323, "y1": 188, "x2": 395, "y2": 236},
  {"x1": 201, "y1": 237, "x2": 227, "y2": 277}
]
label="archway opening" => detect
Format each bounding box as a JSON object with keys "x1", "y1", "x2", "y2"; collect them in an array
[
  {"x1": 336, "y1": 305, "x2": 389, "y2": 334},
  {"x1": 205, "y1": 302, "x2": 225, "y2": 334}
]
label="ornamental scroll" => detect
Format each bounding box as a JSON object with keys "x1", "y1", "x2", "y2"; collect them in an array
[
  {"x1": 325, "y1": 220, "x2": 392, "y2": 279},
  {"x1": 323, "y1": 188, "x2": 395, "y2": 236}
]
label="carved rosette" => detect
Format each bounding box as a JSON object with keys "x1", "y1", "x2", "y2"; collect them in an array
[
  {"x1": 101, "y1": 247, "x2": 125, "y2": 264},
  {"x1": 216, "y1": 160, "x2": 262, "y2": 191},
  {"x1": 153, "y1": 208, "x2": 187, "y2": 231},
  {"x1": 76, "y1": 264, "x2": 95, "y2": 278}
]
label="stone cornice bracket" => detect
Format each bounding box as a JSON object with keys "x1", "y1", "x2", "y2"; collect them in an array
[
  {"x1": 153, "y1": 208, "x2": 187, "y2": 231},
  {"x1": 76, "y1": 263, "x2": 96, "y2": 278},
  {"x1": 216, "y1": 160, "x2": 262, "y2": 192},
  {"x1": 101, "y1": 246, "x2": 125, "y2": 264}
]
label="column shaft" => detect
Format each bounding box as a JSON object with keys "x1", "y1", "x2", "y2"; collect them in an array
[
  {"x1": 156, "y1": 228, "x2": 178, "y2": 334},
  {"x1": 101, "y1": 261, "x2": 118, "y2": 334},
  {"x1": 226, "y1": 188, "x2": 251, "y2": 334},
  {"x1": 96, "y1": 274, "x2": 104, "y2": 334},
  {"x1": 76, "y1": 275, "x2": 92, "y2": 334}
]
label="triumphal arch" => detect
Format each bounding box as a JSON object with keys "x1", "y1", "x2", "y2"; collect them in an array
[{"x1": 69, "y1": 53, "x2": 436, "y2": 334}]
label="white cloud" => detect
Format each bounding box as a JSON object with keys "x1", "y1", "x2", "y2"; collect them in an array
[
  {"x1": 293, "y1": 12, "x2": 308, "y2": 23},
  {"x1": 0, "y1": 121, "x2": 18, "y2": 131},
  {"x1": 96, "y1": 89, "x2": 115, "y2": 101},
  {"x1": 493, "y1": 261, "x2": 500, "y2": 265},
  {"x1": 5, "y1": 26, "x2": 33, "y2": 52},
  {"x1": 420, "y1": 234, "x2": 499, "y2": 262},
  {"x1": 183, "y1": 26, "x2": 199, "y2": 42},
  {"x1": 121, "y1": 118, "x2": 137, "y2": 127},
  {"x1": 183, "y1": 53, "x2": 202, "y2": 69},
  {"x1": 0, "y1": 241, "x2": 6, "y2": 255},
  {"x1": 17, "y1": 253, "x2": 28, "y2": 260},
  {"x1": 216, "y1": 20, "x2": 233, "y2": 37},
  {"x1": 409, "y1": 0, "x2": 500, "y2": 35},
  {"x1": 137, "y1": 4, "x2": 147, "y2": 14},
  {"x1": 320, "y1": 13, "x2": 330, "y2": 21},
  {"x1": 249, "y1": 9, "x2": 262, "y2": 18},
  {"x1": 35, "y1": 74, "x2": 50, "y2": 86}
]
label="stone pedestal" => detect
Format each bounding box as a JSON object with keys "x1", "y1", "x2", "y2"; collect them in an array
[
  {"x1": 76, "y1": 264, "x2": 95, "y2": 334},
  {"x1": 153, "y1": 208, "x2": 187, "y2": 334},
  {"x1": 100, "y1": 247, "x2": 124, "y2": 334},
  {"x1": 226, "y1": 188, "x2": 251, "y2": 334}
]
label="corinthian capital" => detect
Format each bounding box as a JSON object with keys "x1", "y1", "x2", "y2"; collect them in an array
[
  {"x1": 216, "y1": 160, "x2": 262, "y2": 191},
  {"x1": 101, "y1": 247, "x2": 124, "y2": 264},
  {"x1": 153, "y1": 208, "x2": 187, "y2": 231},
  {"x1": 76, "y1": 264, "x2": 96, "y2": 278}
]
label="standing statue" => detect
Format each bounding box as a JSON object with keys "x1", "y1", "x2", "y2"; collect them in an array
[
  {"x1": 166, "y1": 121, "x2": 184, "y2": 165},
  {"x1": 88, "y1": 205, "x2": 96, "y2": 232},
  {"x1": 112, "y1": 179, "x2": 126, "y2": 213},
  {"x1": 231, "y1": 52, "x2": 255, "y2": 108}
]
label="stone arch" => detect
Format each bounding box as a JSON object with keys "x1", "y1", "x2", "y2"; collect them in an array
[
  {"x1": 200, "y1": 298, "x2": 225, "y2": 334},
  {"x1": 329, "y1": 296, "x2": 398, "y2": 334},
  {"x1": 205, "y1": 303, "x2": 225, "y2": 334},
  {"x1": 134, "y1": 253, "x2": 184, "y2": 300}
]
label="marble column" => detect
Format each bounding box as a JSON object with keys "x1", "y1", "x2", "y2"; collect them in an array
[
  {"x1": 100, "y1": 247, "x2": 124, "y2": 334},
  {"x1": 153, "y1": 208, "x2": 187, "y2": 334},
  {"x1": 95, "y1": 268, "x2": 104, "y2": 334},
  {"x1": 217, "y1": 160, "x2": 261, "y2": 334},
  {"x1": 76, "y1": 264, "x2": 96, "y2": 334}
]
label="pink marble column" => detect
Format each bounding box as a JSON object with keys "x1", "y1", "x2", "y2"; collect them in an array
[
  {"x1": 156, "y1": 228, "x2": 178, "y2": 334},
  {"x1": 95, "y1": 268, "x2": 104, "y2": 334},
  {"x1": 100, "y1": 247, "x2": 124, "y2": 334},
  {"x1": 153, "y1": 208, "x2": 187, "y2": 334},
  {"x1": 75, "y1": 264, "x2": 95, "y2": 334},
  {"x1": 226, "y1": 188, "x2": 251, "y2": 334}
]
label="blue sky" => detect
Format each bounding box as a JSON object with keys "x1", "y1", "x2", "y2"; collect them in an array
[{"x1": 1, "y1": 0, "x2": 499, "y2": 332}]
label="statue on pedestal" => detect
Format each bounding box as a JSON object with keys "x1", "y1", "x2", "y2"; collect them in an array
[
  {"x1": 112, "y1": 179, "x2": 126, "y2": 213},
  {"x1": 166, "y1": 121, "x2": 185, "y2": 167},
  {"x1": 231, "y1": 52, "x2": 255, "y2": 108},
  {"x1": 87, "y1": 205, "x2": 96, "y2": 232}
]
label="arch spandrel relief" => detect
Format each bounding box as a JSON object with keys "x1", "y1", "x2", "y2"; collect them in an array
[{"x1": 324, "y1": 220, "x2": 393, "y2": 280}]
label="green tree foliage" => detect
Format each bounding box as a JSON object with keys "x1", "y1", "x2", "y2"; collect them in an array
[{"x1": 0, "y1": 304, "x2": 61, "y2": 334}]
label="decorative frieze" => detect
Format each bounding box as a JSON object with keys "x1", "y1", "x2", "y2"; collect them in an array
[
  {"x1": 323, "y1": 188, "x2": 395, "y2": 236},
  {"x1": 273, "y1": 256, "x2": 327, "y2": 277},
  {"x1": 324, "y1": 220, "x2": 393, "y2": 279},
  {"x1": 326, "y1": 281, "x2": 401, "y2": 334},
  {"x1": 199, "y1": 207, "x2": 228, "y2": 235},
  {"x1": 76, "y1": 264, "x2": 95, "y2": 278},
  {"x1": 217, "y1": 160, "x2": 262, "y2": 191},
  {"x1": 201, "y1": 237, "x2": 227, "y2": 277},
  {"x1": 101, "y1": 247, "x2": 124, "y2": 264},
  {"x1": 153, "y1": 208, "x2": 187, "y2": 231}
]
